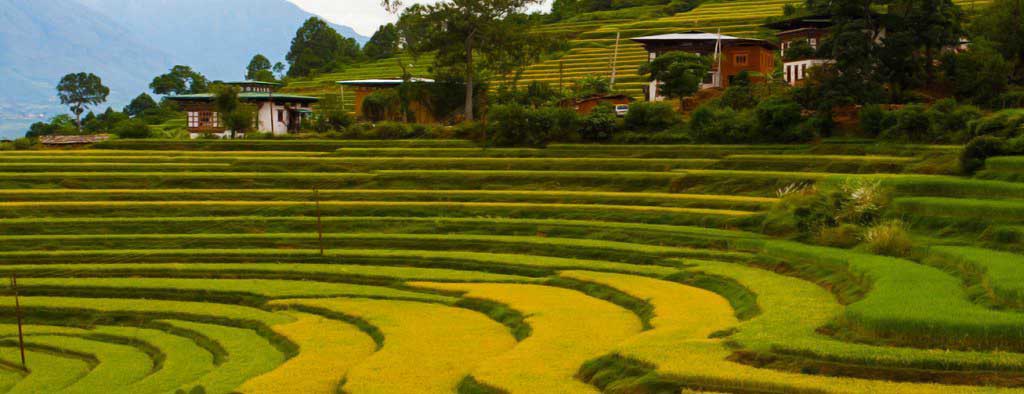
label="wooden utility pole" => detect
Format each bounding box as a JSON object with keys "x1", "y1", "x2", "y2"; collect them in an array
[
  {"x1": 10, "y1": 274, "x2": 25, "y2": 371},
  {"x1": 610, "y1": 32, "x2": 621, "y2": 90},
  {"x1": 314, "y1": 188, "x2": 324, "y2": 256}
]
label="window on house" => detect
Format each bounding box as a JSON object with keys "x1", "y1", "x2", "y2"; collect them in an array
[
  {"x1": 278, "y1": 110, "x2": 285, "y2": 122},
  {"x1": 187, "y1": 111, "x2": 198, "y2": 128},
  {"x1": 809, "y1": 38, "x2": 818, "y2": 48},
  {"x1": 734, "y1": 54, "x2": 748, "y2": 65}
]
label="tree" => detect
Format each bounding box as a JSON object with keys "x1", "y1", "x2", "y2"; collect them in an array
[
  {"x1": 394, "y1": 0, "x2": 546, "y2": 121},
  {"x1": 364, "y1": 23, "x2": 400, "y2": 60},
  {"x1": 150, "y1": 66, "x2": 209, "y2": 95},
  {"x1": 286, "y1": 17, "x2": 362, "y2": 77},
  {"x1": 211, "y1": 85, "x2": 255, "y2": 138},
  {"x1": 971, "y1": 0, "x2": 1024, "y2": 82},
  {"x1": 572, "y1": 75, "x2": 611, "y2": 98},
  {"x1": 57, "y1": 72, "x2": 110, "y2": 132},
  {"x1": 942, "y1": 39, "x2": 1012, "y2": 104},
  {"x1": 638, "y1": 51, "x2": 710, "y2": 105},
  {"x1": 124, "y1": 93, "x2": 158, "y2": 117},
  {"x1": 245, "y1": 54, "x2": 273, "y2": 80},
  {"x1": 273, "y1": 62, "x2": 287, "y2": 79}
]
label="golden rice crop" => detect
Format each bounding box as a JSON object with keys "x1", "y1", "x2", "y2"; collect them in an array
[
  {"x1": 238, "y1": 312, "x2": 376, "y2": 394},
  {"x1": 272, "y1": 298, "x2": 515, "y2": 394},
  {"x1": 559, "y1": 270, "x2": 736, "y2": 339},
  {"x1": 410, "y1": 283, "x2": 642, "y2": 393}
]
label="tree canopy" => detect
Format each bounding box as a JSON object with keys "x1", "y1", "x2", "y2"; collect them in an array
[
  {"x1": 57, "y1": 72, "x2": 110, "y2": 131},
  {"x1": 286, "y1": 17, "x2": 362, "y2": 77},
  {"x1": 639, "y1": 51, "x2": 710, "y2": 102},
  {"x1": 123, "y1": 93, "x2": 158, "y2": 118},
  {"x1": 150, "y1": 65, "x2": 209, "y2": 95},
  {"x1": 395, "y1": 0, "x2": 547, "y2": 121},
  {"x1": 246, "y1": 54, "x2": 274, "y2": 80},
  {"x1": 363, "y1": 23, "x2": 400, "y2": 60},
  {"x1": 971, "y1": 0, "x2": 1024, "y2": 82}
]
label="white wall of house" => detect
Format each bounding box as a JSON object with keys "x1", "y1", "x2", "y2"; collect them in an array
[
  {"x1": 257, "y1": 102, "x2": 290, "y2": 135},
  {"x1": 783, "y1": 59, "x2": 828, "y2": 85}
]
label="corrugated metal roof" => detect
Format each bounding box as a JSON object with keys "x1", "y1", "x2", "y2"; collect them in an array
[
  {"x1": 167, "y1": 92, "x2": 319, "y2": 102},
  {"x1": 337, "y1": 78, "x2": 436, "y2": 86},
  {"x1": 632, "y1": 32, "x2": 744, "y2": 41}
]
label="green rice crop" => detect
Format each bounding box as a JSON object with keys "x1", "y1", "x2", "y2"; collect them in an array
[
  {"x1": 0, "y1": 346, "x2": 92, "y2": 394},
  {"x1": 761, "y1": 241, "x2": 1024, "y2": 351},
  {"x1": 930, "y1": 246, "x2": 1024, "y2": 309},
  {"x1": 22, "y1": 335, "x2": 153, "y2": 394},
  {"x1": 158, "y1": 320, "x2": 285, "y2": 394}
]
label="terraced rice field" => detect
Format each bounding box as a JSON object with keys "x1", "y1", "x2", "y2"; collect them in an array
[{"x1": 0, "y1": 139, "x2": 1022, "y2": 393}]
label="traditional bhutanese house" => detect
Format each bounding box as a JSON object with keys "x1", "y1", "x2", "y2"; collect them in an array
[
  {"x1": 166, "y1": 81, "x2": 318, "y2": 139},
  {"x1": 765, "y1": 14, "x2": 834, "y2": 86},
  {"x1": 337, "y1": 78, "x2": 439, "y2": 124},
  {"x1": 559, "y1": 94, "x2": 635, "y2": 115},
  {"x1": 631, "y1": 31, "x2": 777, "y2": 101}
]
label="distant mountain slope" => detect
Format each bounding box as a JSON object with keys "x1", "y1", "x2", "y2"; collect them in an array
[
  {"x1": 75, "y1": 0, "x2": 367, "y2": 81},
  {"x1": 0, "y1": 0, "x2": 170, "y2": 110},
  {"x1": 0, "y1": 0, "x2": 366, "y2": 139}
]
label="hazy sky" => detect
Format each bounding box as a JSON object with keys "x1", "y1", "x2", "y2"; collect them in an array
[{"x1": 287, "y1": 0, "x2": 552, "y2": 37}]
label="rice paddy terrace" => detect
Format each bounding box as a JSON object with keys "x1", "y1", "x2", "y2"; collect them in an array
[{"x1": 1, "y1": 139, "x2": 1023, "y2": 393}]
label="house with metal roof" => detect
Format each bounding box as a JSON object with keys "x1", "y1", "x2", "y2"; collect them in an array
[
  {"x1": 167, "y1": 81, "x2": 318, "y2": 138},
  {"x1": 631, "y1": 31, "x2": 778, "y2": 101}
]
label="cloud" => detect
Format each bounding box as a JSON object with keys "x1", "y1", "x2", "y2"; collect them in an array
[{"x1": 287, "y1": 0, "x2": 550, "y2": 37}]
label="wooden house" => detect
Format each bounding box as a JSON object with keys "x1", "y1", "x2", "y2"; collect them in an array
[
  {"x1": 632, "y1": 31, "x2": 777, "y2": 101},
  {"x1": 337, "y1": 78, "x2": 439, "y2": 124},
  {"x1": 765, "y1": 15, "x2": 834, "y2": 85},
  {"x1": 167, "y1": 81, "x2": 318, "y2": 139}
]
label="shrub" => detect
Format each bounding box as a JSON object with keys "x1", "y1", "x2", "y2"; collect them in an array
[
  {"x1": 371, "y1": 122, "x2": 413, "y2": 139},
  {"x1": 859, "y1": 105, "x2": 894, "y2": 138},
  {"x1": 688, "y1": 105, "x2": 755, "y2": 144},
  {"x1": 880, "y1": 104, "x2": 931, "y2": 142},
  {"x1": 966, "y1": 109, "x2": 1024, "y2": 140},
  {"x1": 113, "y1": 119, "x2": 153, "y2": 139},
  {"x1": 579, "y1": 103, "x2": 619, "y2": 142},
  {"x1": 623, "y1": 102, "x2": 678, "y2": 132},
  {"x1": 862, "y1": 220, "x2": 913, "y2": 257},
  {"x1": 754, "y1": 97, "x2": 813, "y2": 143},
  {"x1": 961, "y1": 135, "x2": 1007, "y2": 174},
  {"x1": 928, "y1": 99, "x2": 982, "y2": 143},
  {"x1": 486, "y1": 105, "x2": 579, "y2": 147},
  {"x1": 815, "y1": 224, "x2": 863, "y2": 248}
]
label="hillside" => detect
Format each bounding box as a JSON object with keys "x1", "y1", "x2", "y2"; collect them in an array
[
  {"x1": 0, "y1": 140, "x2": 1022, "y2": 392},
  {"x1": 280, "y1": 0, "x2": 993, "y2": 110}
]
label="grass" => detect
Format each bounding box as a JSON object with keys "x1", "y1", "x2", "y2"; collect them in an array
[
  {"x1": 237, "y1": 311, "x2": 376, "y2": 394},
  {"x1": 411, "y1": 282, "x2": 641, "y2": 393},
  {"x1": 158, "y1": 320, "x2": 286, "y2": 394},
  {"x1": 272, "y1": 298, "x2": 516, "y2": 394}
]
